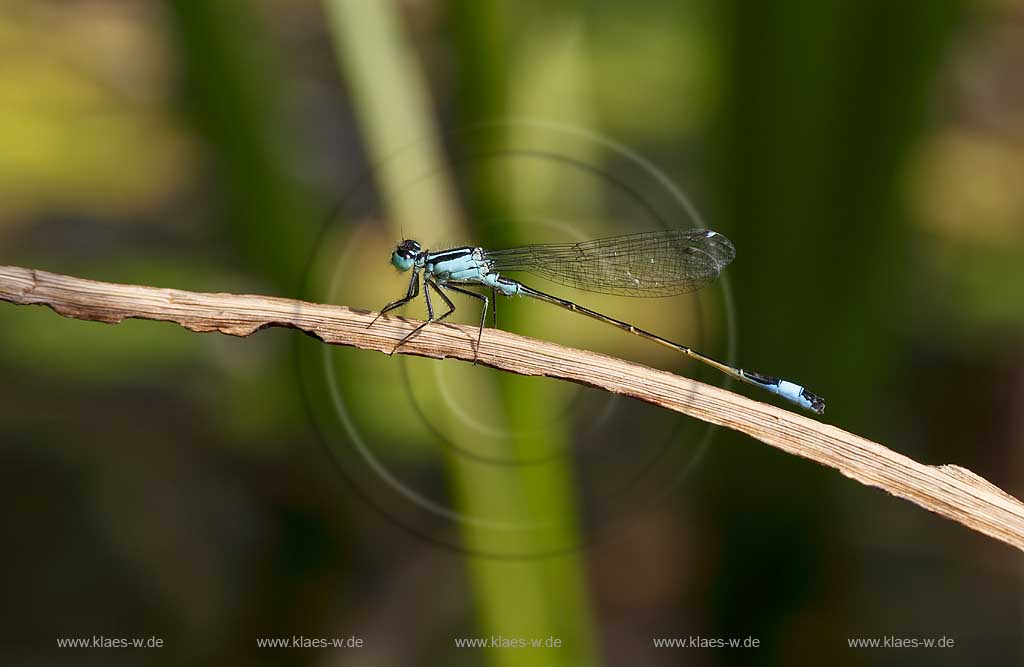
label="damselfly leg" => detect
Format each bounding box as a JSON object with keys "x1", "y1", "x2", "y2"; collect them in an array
[
  {"x1": 369, "y1": 268, "x2": 420, "y2": 328},
  {"x1": 392, "y1": 275, "x2": 438, "y2": 351},
  {"x1": 443, "y1": 283, "x2": 489, "y2": 353}
]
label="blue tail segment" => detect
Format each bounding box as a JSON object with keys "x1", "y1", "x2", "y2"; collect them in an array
[{"x1": 741, "y1": 371, "x2": 826, "y2": 414}]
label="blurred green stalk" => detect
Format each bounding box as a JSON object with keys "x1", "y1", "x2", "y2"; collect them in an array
[
  {"x1": 707, "y1": 0, "x2": 963, "y2": 658},
  {"x1": 165, "y1": 0, "x2": 320, "y2": 289},
  {"x1": 325, "y1": 1, "x2": 598, "y2": 664}
]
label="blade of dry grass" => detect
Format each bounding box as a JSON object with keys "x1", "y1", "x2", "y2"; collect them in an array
[{"x1": 3, "y1": 264, "x2": 1023, "y2": 552}]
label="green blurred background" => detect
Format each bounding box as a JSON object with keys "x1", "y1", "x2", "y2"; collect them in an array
[{"x1": 1, "y1": 0, "x2": 1022, "y2": 665}]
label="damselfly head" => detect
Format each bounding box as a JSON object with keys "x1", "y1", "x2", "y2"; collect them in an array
[{"x1": 391, "y1": 239, "x2": 422, "y2": 272}]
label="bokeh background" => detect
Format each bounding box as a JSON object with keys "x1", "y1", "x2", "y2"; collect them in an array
[{"x1": 1, "y1": 0, "x2": 1022, "y2": 665}]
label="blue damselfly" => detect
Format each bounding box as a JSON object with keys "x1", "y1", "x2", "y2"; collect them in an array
[{"x1": 369, "y1": 229, "x2": 825, "y2": 414}]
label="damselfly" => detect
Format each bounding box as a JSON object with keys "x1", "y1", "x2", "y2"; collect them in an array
[{"x1": 369, "y1": 229, "x2": 825, "y2": 414}]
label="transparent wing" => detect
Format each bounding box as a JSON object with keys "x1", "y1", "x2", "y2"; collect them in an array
[{"x1": 483, "y1": 229, "x2": 735, "y2": 297}]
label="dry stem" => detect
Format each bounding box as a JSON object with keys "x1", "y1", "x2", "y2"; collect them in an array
[{"x1": 3, "y1": 264, "x2": 1023, "y2": 551}]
